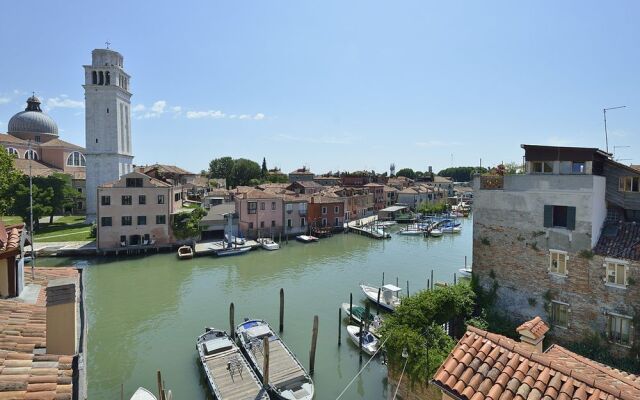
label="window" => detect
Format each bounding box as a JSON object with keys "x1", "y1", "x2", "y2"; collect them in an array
[
  {"x1": 260, "y1": 221, "x2": 265, "y2": 228},
  {"x1": 126, "y1": 178, "x2": 143, "y2": 187},
  {"x1": 619, "y1": 177, "x2": 640, "y2": 192},
  {"x1": 271, "y1": 220, "x2": 276, "y2": 227},
  {"x1": 249, "y1": 222, "x2": 254, "y2": 229},
  {"x1": 138, "y1": 195, "x2": 146, "y2": 205},
  {"x1": 322, "y1": 207, "x2": 327, "y2": 215},
  {"x1": 66, "y1": 151, "x2": 86, "y2": 167},
  {"x1": 544, "y1": 205, "x2": 576, "y2": 230},
  {"x1": 301, "y1": 218, "x2": 306, "y2": 227},
  {"x1": 121, "y1": 216, "x2": 132, "y2": 226},
  {"x1": 335, "y1": 217, "x2": 340, "y2": 226},
  {"x1": 34, "y1": 136, "x2": 40, "y2": 143},
  {"x1": 6, "y1": 147, "x2": 19, "y2": 157},
  {"x1": 607, "y1": 313, "x2": 632, "y2": 346},
  {"x1": 156, "y1": 215, "x2": 166, "y2": 224},
  {"x1": 77, "y1": 188, "x2": 83, "y2": 193},
  {"x1": 550, "y1": 302, "x2": 569, "y2": 328},
  {"x1": 549, "y1": 250, "x2": 568, "y2": 275},
  {"x1": 334, "y1": 206, "x2": 339, "y2": 213},
  {"x1": 605, "y1": 260, "x2": 628, "y2": 287},
  {"x1": 101, "y1": 196, "x2": 111, "y2": 206},
  {"x1": 322, "y1": 218, "x2": 327, "y2": 227},
  {"x1": 174, "y1": 192, "x2": 181, "y2": 201},
  {"x1": 287, "y1": 219, "x2": 292, "y2": 228},
  {"x1": 157, "y1": 195, "x2": 165, "y2": 204},
  {"x1": 24, "y1": 149, "x2": 38, "y2": 160},
  {"x1": 101, "y1": 217, "x2": 112, "y2": 227},
  {"x1": 271, "y1": 202, "x2": 276, "y2": 210},
  {"x1": 532, "y1": 161, "x2": 553, "y2": 174},
  {"x1": 92, "y1": 71, "x2": 97, "y2": 84},
  {"x1": 260, "y1": 202, "x2": 265, "y2": 210},
  {"x1": 137, "y1": 216, "x2": 147, "y2": 225},
  {"x1": 122, "y1": 195, "x2": 132, "y2": 205},
  {"x1": 572, "y1": 162, "x2": 585, "y2": 174},
  {"x1": 286, "y1": 204, "x2": 293, "y2": 213},
  {"x1": 248, "y1": 202, "x2": 257, "y2": 214}
]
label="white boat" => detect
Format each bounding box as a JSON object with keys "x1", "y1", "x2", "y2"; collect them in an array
[
  {"x1": 429, "y1": 228, "x2": 443, "y2": 237},
  {"x1": 376, "y1": 221, "x2": 397, "y2": 227},
  {"x1": 360, "y1": 283, "x2": 402, "y2": 311},
  {"x1": 196, "y1": 327, "x2": 269, "y2": 400},
  {"x1": 224, "y1": 233, "x2": 246, "y2": 245},
  {"x1": 346, "y1": 325, "x2": 380, "y2": 356},
  {"x1": 398, "y1": 227, "x2": 423, "y2": 235},
  {"x1": 296, "y1": 235, "x2": 319, "y2": 243},
  {"x1": 257, "y1": 238, "x2": 280, "y2": 251},
  {"x1": 236, "y1": 319, "x2": 314, "y2": 400},
  {"x1": 441, "y1": 226, "x2": 462, "y2": 234},
  {"x1": 458, "y1": 267, "x2": 472, "y2": 278},
  {"x1": 217, "y1": 246, "x2": 250, "y2": 257},
  {"x1": 130, "y1": 388, "x2": 157, "y2": 400},
  {"x1": 341, "y1": 303, "x2": 383, "y2": 337},
  {"x1": 177, "y1": 245, "x2": 193, "y2": 260}
]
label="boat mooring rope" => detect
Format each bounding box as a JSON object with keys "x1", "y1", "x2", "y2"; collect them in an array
[{"x1": 335, "y1": 336, "x2": 389, "y2": 400}]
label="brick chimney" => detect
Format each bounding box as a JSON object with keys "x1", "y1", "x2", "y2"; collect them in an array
[
  {"x1": 46, "y1": 277, "x2": 78, "y2": 355},
  {"x1": 516, "y1": 316, "x2": 549, "y2": 352}
]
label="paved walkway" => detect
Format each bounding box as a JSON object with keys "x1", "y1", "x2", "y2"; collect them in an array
[{"x1": 28, "y1": 240, "x2": 96, "y2": 252}]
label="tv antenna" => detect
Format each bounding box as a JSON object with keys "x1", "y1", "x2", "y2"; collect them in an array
[{"x1": 603, "y1": 106, "x2": 626, "y2": 153}]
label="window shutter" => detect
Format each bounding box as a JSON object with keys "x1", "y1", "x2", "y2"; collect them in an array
[
  {"x1": 567, "y1": 207, "x2": 576, "y2": 230},
  {"x1": 543, "y1": 205, "x2": 553, "y2": 227}
]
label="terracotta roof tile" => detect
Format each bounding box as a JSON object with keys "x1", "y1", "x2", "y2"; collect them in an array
[
  {"x1": 432, "y1": 324, "x2": 640, "y2": 400},
  {"x1": 516, "y1": 317, "x2": 550, "y2": 340}
]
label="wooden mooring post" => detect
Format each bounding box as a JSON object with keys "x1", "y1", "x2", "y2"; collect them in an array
[
  {"x1": 229, "y1": 302, "x2": 235, "y2": 339},
  {"x1": 376, "y1": 287, "x2": 381, "y2": 315},
  {"x1": 406, "y1": 280, "x2": 410, "y2": 297},
  {"x1": 430, "y1": 270, "x2": 434, "y2": 290},
  {"x1": 382, "y1": 272, "x2": 385, "y2": 286},
  {"x1": 454, "y1": 273, "x2": 457, "y2": 285},
  {"x1": 309, "y1": 315, "x2": 319, "y2": 375},
  {"x1": 427, "y1": 279, "x2": 430, "y2": 291},
  {"x1": 263, "y1": 336, "x2": 270, "y2": 385},
  {"x1": 279, "y1": 288, "x2": 284, "y2": 333},
  {"x1": 396, "y1": 276, "x2": 399, "y2": 287},
  {"x1": 349, "y1": 293, "x2": 353, "y2": 324},
  {"x1": 358, "y1": 322, "x2": 363, "y2": 363},
  {"x1": 156, "y1": 370, "x2": 165, "y2": 400},
  {"x1": 338, "y1": 307, "x2": 342, "y2": 346}
]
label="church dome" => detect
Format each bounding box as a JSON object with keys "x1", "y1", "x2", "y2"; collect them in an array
[{"x1": 8, "y1": 96, "x2": 58, "y2": 137}]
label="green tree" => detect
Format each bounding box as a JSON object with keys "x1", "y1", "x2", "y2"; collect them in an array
[
  {"x1": 36, "y1": 173, "x2": 83, "y2": 222},
  {"x1": 172, "y1": 207, "x2": 207, "y2": 241},
  {"x1": 0, "y1": 149, "x2": 20, "y2": 216},
  {"x1": 208, "y1": 157, "x2": 235, "y2": 184},
  {"x1": 9, "y1": 177, "x2": 54, "y2": 230},
  {"x1": 231, "y1": 158, "x2": 261, "y2": 187},
  {"x1": 261, "y1": 157, "x2": 268, "y2": 177},
  {"x1": 437, "y1": 166, "x2": 487, "y2": 182},
  {"x1": 396, "y1": 168, "x2": 416, "y2": 180}
]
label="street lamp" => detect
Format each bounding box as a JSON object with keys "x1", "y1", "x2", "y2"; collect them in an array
[
  {"x1": 27, "y1": 140, "x2": 35, "y2": 279},
  {"x1": 603, "y1": 106, "x2": 626, "y2": 154}
]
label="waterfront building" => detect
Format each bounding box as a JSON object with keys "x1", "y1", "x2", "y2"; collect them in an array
[
  {"x1": 363, "y1": 182, "x2": 385, "y2": 211},
  {"x1": 325, "y1": 186, "x2": 374, "y2": 221},
  {"x1": 200, "y1": 202, "x2": 237, "y2": 240},
  {"x1": 84, "y1": 47, "x2": 134, "y2": 222},
  {"x1": 396, "y1": 185, "x2": 431, "y2": 210},
  {"x1": 473, "y1": 144, "x2": 640, "y2": 355},
  {"x1": 0, "y1": 267, "x2": 86, "y2": 399},
  {"x1": 382, "y1": 185, "x2": 399, "y2": 207},
  {"x1": 1, "y1": 95, "x2": 87, "y2": 212},
  {"x1": 96, "y1": 171, "x2": 179, "y2": 250},
  {"x1": 235, "y1": 189, "x2": 284, "y2": 238},
  {"x1": 287, "y1": 180, "x2": 323, "y2": 195},
  {"x1": 0, "y1": 223, "x2": 27, "y2": 298},
  {"x1": 307, "y1": 195, "x2": 344, "y2": 231},
  {"x1": 288, "y1": 167, "x2": 314, "y2": 183},
  {"x1": 281, "y1": 194, "x2": 309, "y2": 236},
  {"x1": 429, "y1": 317, "x2": 640, "y2": 400}
]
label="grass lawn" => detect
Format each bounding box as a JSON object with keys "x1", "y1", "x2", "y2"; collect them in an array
[{"x1": 34, "y1": 217, "x2": 93, "y2": 242}]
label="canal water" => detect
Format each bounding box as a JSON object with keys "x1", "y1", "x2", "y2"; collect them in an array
[{"x1": 41, "y1": 217, "x2": 472, "y2": 399}]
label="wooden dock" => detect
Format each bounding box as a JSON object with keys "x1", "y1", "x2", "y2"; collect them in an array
[
  {"x1": 194, "y1": 240, "x2": 260, "y2": 256},
  {"x1": 347, "y1": 216, "x2": 391, "y2": 239},
  {"x1": 204, "y1": 347, "x2": 268, "y2": 400}
]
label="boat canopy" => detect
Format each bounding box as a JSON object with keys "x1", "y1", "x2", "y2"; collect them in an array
[
  {"x1": 203, "y1": 337, "x2": 234, "y2": 356},
  {"x1": 246, "y1": 324, "x2": 271, "y2": 339},
  {"x1": 382, "y1": 284, "x2": 402, "y2": 292}
]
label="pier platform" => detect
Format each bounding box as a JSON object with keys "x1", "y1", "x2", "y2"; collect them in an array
[{"x1": 194, "y1": 240, "x2": 260, "y2": 256}]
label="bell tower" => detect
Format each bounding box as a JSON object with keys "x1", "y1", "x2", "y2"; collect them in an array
[{"x1": 83, "y1": 47, "x2": 134, "y2": 222}]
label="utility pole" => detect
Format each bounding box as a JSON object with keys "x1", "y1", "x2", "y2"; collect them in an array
[
  {"x1": 28, "y1": 140, "x2": 35, "y2": 279},
  {"x1": 603, "y1": 106, "x2": 626, "y2": 154}
]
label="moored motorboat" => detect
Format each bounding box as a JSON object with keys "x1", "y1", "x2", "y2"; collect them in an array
[
  {"x1": 398, "y1": 226, "x2": 423, "y2": 235},
  {"x1": 236, "y1": 319, "x2": 314, "y2": 400},
  {"x1": 130, "y1": 388, "x2": 157, "y2": 400},
  {"x1": 360, "y1": 283, "x2": 402, "y2": 311},
  {"x1": 225, "y1": 233, "x2": 246, "y2": 245},
  {"x1": 442, "y1": 226, "x2": 462, "y2": 234},
  {"x1": 458, "y1": 267, "x2": 472, "y2": 278},
  {"x1": 257, "y1": 238, "x2": 280, "y2": 251},
  {"x1": 346, "y1": 325, "x2": 380, "y2": 356},
  {"x1": 196, "y1": 327, "x2": 268, "y2": 400},
  {"x1": 429, "y1": 228, "x2": 443, "y2": 237},
  {"x1": 341, "y1": 303, "x2": 383, "y2": 337},
  {"x1": 216, "y1": 246, "x2": 251, "y2": 257},
  {"x1": 177, "y1": 245, "x2": 193, "y2": 260},
  {"x1": 296, "y1": 235, "x2": 319, "y2": 243}
]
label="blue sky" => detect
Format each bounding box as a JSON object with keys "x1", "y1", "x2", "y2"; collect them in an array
[{"x1": 1, "y1": 1, "x2": 638, "y2": 174}]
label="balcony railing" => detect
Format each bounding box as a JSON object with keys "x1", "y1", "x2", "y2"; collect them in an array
[{"x1": 480, "y1": 175, "x2": 504, "y2": 190}]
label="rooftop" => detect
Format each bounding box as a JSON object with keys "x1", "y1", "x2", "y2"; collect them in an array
[
  {"x1": 433, "y1": 323, "x2": 640, "y2": 400},
  {"x1": 593, "y1": 221, "x2": 640, "y2": 261}
]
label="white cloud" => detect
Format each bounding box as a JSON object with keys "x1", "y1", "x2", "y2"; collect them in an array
[
  {"x1": 171, "y1": 106, "x2": 182, "y2": 114},
  {"x1": 151, "y1": 100, "x2": 166, "y2": 114},
  {"x1": 0, "y1": 97, "x2": 10, "y2": 105},
  {"x1": 254, "y1": 113, "x2": 265, "y2": 120},
  {"x1": 46, "y1": 96, "x2": 84, "y2": 109},
  {"x1": 132, "y1": 104, "x2": 146, "y2": 113},
  {"x1": 137, "y1": 100, "x2": 169, "y2": 119},
  {"x1": 186, "y1": 110, "x2": 226, "y2": 119}
]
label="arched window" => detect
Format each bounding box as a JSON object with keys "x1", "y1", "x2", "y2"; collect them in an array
[
  {"x1": 6, "y1": 147, "x2": 19, "y2": 158},
  {"x1": 92, "y1": 71, "x2": 97, "y2": 84},
  {"x1": 24, "y1": 149, "x2": 38, "y2": 160},
  {"x1": 105, "y1": 71, "x2": 110, "y2": 85},
  {"x1": 99, "y1": 71, "x2": 104, "y2": 85},
  {"x1": 66, "y1": 151, "x2": 86, "y2": 167}
]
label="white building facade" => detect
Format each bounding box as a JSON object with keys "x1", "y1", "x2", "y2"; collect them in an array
[{"x1": 84, "y1": 48, "x2": 134, "y2": 222}]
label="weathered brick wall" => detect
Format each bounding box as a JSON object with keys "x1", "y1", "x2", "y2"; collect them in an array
[
  {"x1": 387, "y1": 366, "x2": 441, "y2": 400},
  {"x1": 473, "y1": 220, "x2": 639, "y2": 356}
]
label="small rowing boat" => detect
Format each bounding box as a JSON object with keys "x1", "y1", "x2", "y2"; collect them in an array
[
  {"x1": 257, "y1": 238, "x2": 280, "y2": 251},
  {"x1": 177, "y1": 245, "x2": 193, "y2": 260},
  {"x1": 296, "y1": 235, "x2": 319, "y2": 243}
]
